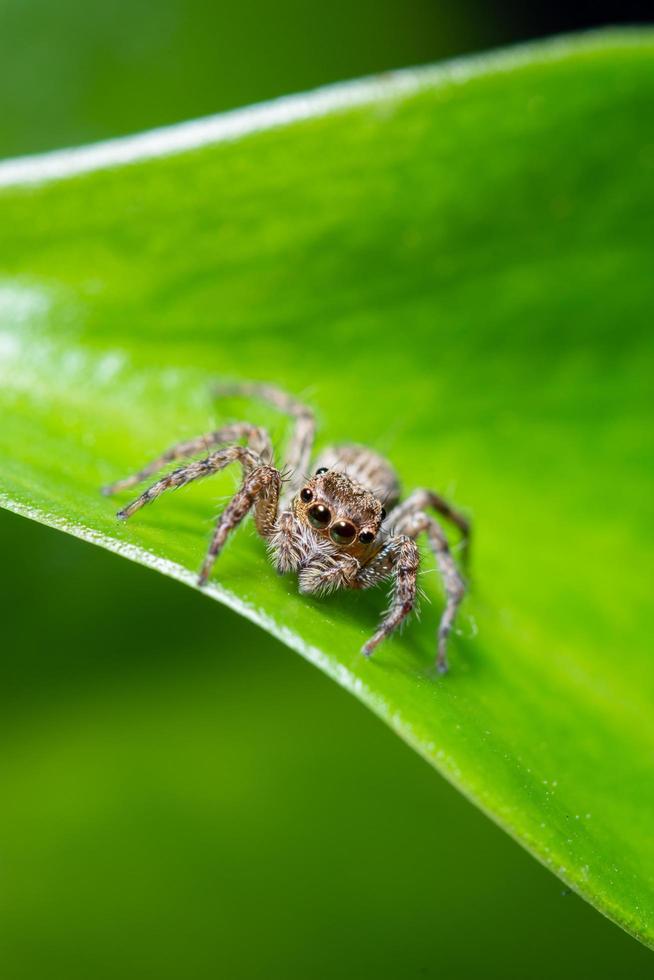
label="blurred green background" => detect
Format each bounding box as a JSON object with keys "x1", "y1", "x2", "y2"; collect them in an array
[{"x1": 1, "y1": 2, "x2": 653, "y2": 977}]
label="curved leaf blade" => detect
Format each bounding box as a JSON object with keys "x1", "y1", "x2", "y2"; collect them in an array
[{"x1": 1, "y1": 30, "x2": 653, "y2": 946}]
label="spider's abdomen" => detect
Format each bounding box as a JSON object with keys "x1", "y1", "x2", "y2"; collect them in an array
[{"x1": 313, "y1": 444, "x2": 400, "y2": 509}]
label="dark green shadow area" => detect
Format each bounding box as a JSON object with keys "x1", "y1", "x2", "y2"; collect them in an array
[
  {"x1": 1, "y1": 506, "x2": 652, "y2": 980},
  {"x1": 0, "y1": 0, "x2": 501, "y2": 160}
]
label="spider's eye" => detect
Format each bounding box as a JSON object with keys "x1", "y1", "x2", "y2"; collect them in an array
[
  {"x1": 359, "y1": 530, "x2": 375, "y2": 544},
  {"x1": 315, "y1": 467, "x2": 328, "y2": 475},
  {"x1": 380, "y1": 507, "x2": 387, "y2": 521},
  {"x1": 330, "y1": 520, "x2": 356, "y2": 545},
  {"x1": 300, "y1": 487, "x2": 313, "y2": 503},
  {"x1": 308, "y1": 504, "x2": 331, "y2": 528}
]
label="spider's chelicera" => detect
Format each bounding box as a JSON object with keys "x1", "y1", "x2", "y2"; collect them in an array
[{"x1": 102, "y1": 383, "x2": 470, "y2": 673}]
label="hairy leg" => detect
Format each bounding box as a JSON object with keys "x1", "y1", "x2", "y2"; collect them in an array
[
  {"x1": 102, "y1": 423, "x2": 273, "y2": 496},
  {"x1": 267, "y1": 512, "x2": 303, "y2": 574},
  {"x1": 115, "y1": 445, "x2": 263, "y2": 520},
  {"x1": 198, "y1": 464, "x2": 281, "y2": 586},
  {"x1": 359, "y1": 535, "x2": 420, "y2": 658},
  {"x1": 396, "y1": 510, "x2": 466, "y2": 673},
  {"x1": 213, "y1": 383, "x2": 315, "y2": 498},
  {"x1": 389, "y1": 488, "x2": 470, "y2": 564}
]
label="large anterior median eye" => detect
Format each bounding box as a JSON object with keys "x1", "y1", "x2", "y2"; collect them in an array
[
  {"x1": 330, "y1": 520, "x2": 356, "y2": 545},
  {"x1": 308, "y1": 504, "x2": 331, "y2": 528}
]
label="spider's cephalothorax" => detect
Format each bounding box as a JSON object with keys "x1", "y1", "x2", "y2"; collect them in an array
[{"x1": 102, "y1": 383, "x2": 470, "y2": 672}]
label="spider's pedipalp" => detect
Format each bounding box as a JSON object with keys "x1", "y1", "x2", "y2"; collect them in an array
[
  {"x1": 297, "y1": 552, "x2": 360, "y2": 596},
  {"x1": 267, "y1": 511, "x2": 333, "y2": 575}
]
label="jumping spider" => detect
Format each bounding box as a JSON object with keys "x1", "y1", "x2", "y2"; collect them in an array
[{"x1": 103, "y1": 383, "x2": 470, "y2": 673}]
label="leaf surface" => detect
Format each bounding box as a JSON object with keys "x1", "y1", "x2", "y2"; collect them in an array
[{"x1": 1, "y1": 30, "x2": 653, "y2": 945}]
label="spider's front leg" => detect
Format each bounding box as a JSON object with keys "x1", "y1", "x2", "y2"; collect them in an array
[
  {"x1": 114, "y1": 445, "x2": 263, "y2": 520},
  {"x1": 198, "y1": 462, "x2": 281, "y2": 586},
  {"x1": 359, "y1": 535, "x2": 420, "y2": 659},
  {"x1": 108, "y1": 441, "x2": 281, "y2": 587},
  {"x1": 102, "y1": 423, "x2": 273, "y2": 497}
]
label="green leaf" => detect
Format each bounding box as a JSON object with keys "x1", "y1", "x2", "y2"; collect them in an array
[{"x1": 1, "y1": 29, "x2": 653, "y2": 946}]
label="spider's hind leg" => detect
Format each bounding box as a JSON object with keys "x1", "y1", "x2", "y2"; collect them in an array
[
  {"x1": 359, "y1": 535, "x2": 421, "y2": 658},
  {"x1": 390, "y1": 489, "x2": 471, "y2": 565}
]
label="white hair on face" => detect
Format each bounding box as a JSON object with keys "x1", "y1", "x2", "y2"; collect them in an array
[{"x1": 267, "y1": 512, "x2": 338, "y2": 575}]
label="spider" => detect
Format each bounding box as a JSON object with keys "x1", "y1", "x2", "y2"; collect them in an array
[{"x1": 102, "y1": 383, "x2": 470, "y2": 673}]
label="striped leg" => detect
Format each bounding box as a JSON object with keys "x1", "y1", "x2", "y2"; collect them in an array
[
  {"x1": 395, "y1": 510, "x2": 466, "y2": 673},
  {"x1": 390, "y1": 488, "x2": 470, "y2": 564},
  {"x1": 102, "y1": 423, "x2": 273, "y2": 496},
  {"x1": 360, "y1": 535, "x2": 420, "y2": 658},
  {"x1": 213, "y1": 383, "x2": 315, "y2": 499},
  {"x1": 198, "y1": 464, "x2": 281, "y2": 586},
  {"x1": 115, "y1": 446, "x2": 263, "y2": 520}
]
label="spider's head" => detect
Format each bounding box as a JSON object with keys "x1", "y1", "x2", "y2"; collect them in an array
[{"x1": 293, "y1": 467, "x2": 385, "y2": 553}]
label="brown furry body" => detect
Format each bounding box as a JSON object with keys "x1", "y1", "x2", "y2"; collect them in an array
[{"x1": 103, "y1": 383, "x2": 469, "y2": 672}]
